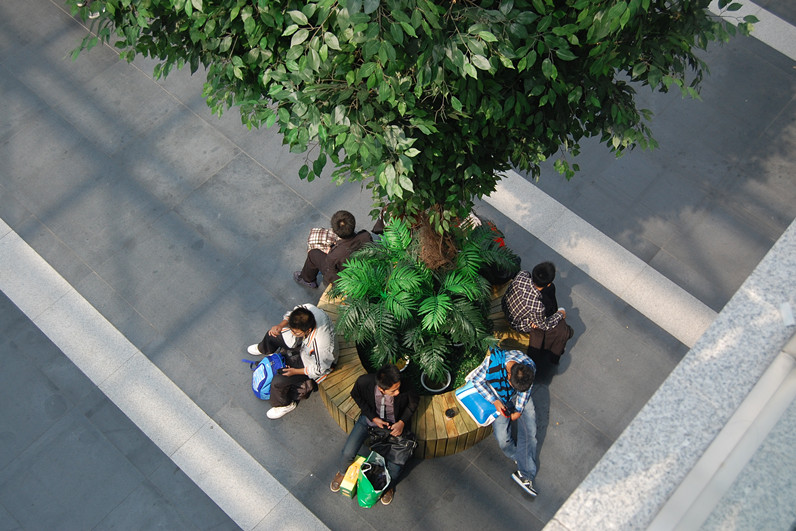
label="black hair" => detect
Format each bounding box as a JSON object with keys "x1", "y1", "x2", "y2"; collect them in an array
[
  {"x1": 331, "y1": 210, "x2": 356, "y2": 239},
  {"x1": 288, "y1": 307, "x2": 316, "y2": 332},
  {"x1": 509, "y1": 363, "x2": 535, "y2": 392},
  {"x1": 376, "y1": 364, "x2": 401, "y2": 389},
  {"x1": 531, "y1": 261, "x2": 556, "y2": 287}
]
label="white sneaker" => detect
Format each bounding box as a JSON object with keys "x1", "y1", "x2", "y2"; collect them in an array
[
  {"x1": 247, "y1": 344, "x2": 263, "y2": 356},
  {"x1": 267, "y1": 402, "x2": 297, "y2": 419},
  {"x1": 512, "y1": 471, "x2": 538, "y2": 497}
]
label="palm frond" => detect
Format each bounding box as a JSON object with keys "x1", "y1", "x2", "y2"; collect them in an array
[
  {"x1": 418, "y1": 293, "x2": 453, "y2": 332},
  {"x1": 336, "y1": 299, "x2": 377, "y2": 343},
  {"x1": 455, "y1": 244, "x2": 485, "y2": 276},
  {"x1": 380, "y1": 218, "x2": 412, "y2": 254},
  {"x1": 386, "y1": 263, "x2": 425, "y2": 294},
  {"x1": 413, "y1": 334, "x2": 450, "y2": 382},
  {"x1": 446, "y1": 298, "x2": 489, "y2": 345},
  {"x1": 334, "y1": 256, "x2": 389, "y2": 301},
  {"x1": 382, "y1": 290, "x2": 417, "y2": 323},
  {"x1": 440, "y1": 270, "x2": 482, "y2": 301}
]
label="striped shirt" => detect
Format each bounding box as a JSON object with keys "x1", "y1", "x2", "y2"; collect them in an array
[{"x1": 470, "y1": 349, "x2": 534, "y2": 414}]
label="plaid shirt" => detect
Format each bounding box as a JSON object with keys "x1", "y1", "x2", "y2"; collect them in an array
[
  {"x1": 307, "y1": 228, "x2": 340, "y2": 254},
  {"x1": 502, "y1": 270, "x2": 561, "y2": 332},
  {"x1": 470, "y1": 349, "x2": 534, "y2": 414}
]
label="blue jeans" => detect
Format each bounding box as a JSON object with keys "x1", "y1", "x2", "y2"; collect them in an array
[
  {"x1": 339, "y1": 415, "x2": 402, "y2": 487},
  {"x1": 492, "y1": 399, "x2": 538, "y2": 480}
]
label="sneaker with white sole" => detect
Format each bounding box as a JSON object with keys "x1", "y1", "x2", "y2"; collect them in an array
[
  {"x1": 247, "y1": 344, "x2": 263, "y2": 356},
  {"x1": 267, "y1": 402, "x2": 297, "y2": 419},
  {"x1": 512, "y1": 471, "x2": 537, "y2": 497}
]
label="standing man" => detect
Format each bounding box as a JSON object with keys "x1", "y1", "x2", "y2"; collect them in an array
[
  {"x1": 470, "y1": 348, "x2": 539, "y2": 496},
  {"x1": 294, "y1": 210, "x2": 372, "y2": 288},
  {"x1": 502, "y1": 261, "x2": 574, "y2": 365},
  {"x1": 248, "y1": 304, "x2": 337, "y2": 419},
  {"x1": 330, "y1": 364, "x2": 419, "y2": 505}
]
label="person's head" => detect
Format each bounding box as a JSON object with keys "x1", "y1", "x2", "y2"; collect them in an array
[
  {"x1": 331, "y1": 210, "x2": 356, "y2": 239},
  {"x1": 531, "y1": 261, "x2": 556, "y2": 288},
  {"x1": 287, "y1": 307, "x2": 316, "y2": 337},
  {"x1": 376, "y1": 364, "x2": 402, "y2": 396},
  {"x1": 509, "y1": 363, "x2": 535, "y2": 392}
]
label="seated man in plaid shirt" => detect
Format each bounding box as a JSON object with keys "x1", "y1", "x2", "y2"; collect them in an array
[
  {"x1": 294, "y1": 210, "x2": 372, "y2": 288},
  {"x1": 502, "y1": 261, "x2": 574, "y2": 365}
]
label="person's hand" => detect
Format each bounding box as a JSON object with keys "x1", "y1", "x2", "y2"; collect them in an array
[
  {"x1": 372, "y1": 418, "x2": 390, "y2": 429},
  {"x1": 280, "y1": 367, "x2": 303, "y2": 377},
  {"x1": 530, "y1": 322, "x2": 539, "y2": 329},
  {"x1": 268, "y1": 324, "x2": 282, "y2": 337},
  {"x1": 493, "y1": 400, "x2": 509, "y2": 417},
  {"x1": 390, "y1": 420, "x2": 405, "y2": 437},
  {"x1": 510, "y1": 411, "x2": 522, "y2": 421},
  {"x1": 557, "y1": 308, "x2": 567, "y2": 319}
]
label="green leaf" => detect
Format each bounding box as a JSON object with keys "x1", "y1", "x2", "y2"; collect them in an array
[
  {"x1": 477, "y1": 31, "x2": 498, "y2": 42},
  {"x1": 726, "y1": 2, "x2": 742, "y2": 10},
  {"x1": 399, "y1": 21, "x2": 417, "y2": 37},
  {"x1": 288, "y1": 10, "x2": 309, "y2": 25},
  {"x1": 541, "y1": 57, "x2": 557, "y2": 79},
  {"x1": 364, "y1": 0, "x2": 380, "y2": 15},
  {"x1": 450, "y1": 96, "x2": 462, "y2": 111},
  {"x1": 291, "y1": 29, "x2": 310, "y2": 47},
  {"x1": 555, "y1": 48, "x2": 576, "y2": 61},
  {"x1": 471, "y1": 54, "x2": 491, "y2": 70},
  {"x1": 191, "y1": 0, "x2": 202, "y2": 12},
  {"x1": 324, "y1": 32, "x2": 341, "y2": 50}
]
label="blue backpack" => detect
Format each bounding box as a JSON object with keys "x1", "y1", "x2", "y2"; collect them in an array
[{"x1": 246, "y1": 352, "x2": 286, "y2": 400}]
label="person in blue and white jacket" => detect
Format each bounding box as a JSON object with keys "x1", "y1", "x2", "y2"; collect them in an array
[
  {"x1": 471, "y1": 347, "x2": 539, "y2": 497},
  {"x1": 248, "y1": 304, "x2": 337, "y2": 419}
]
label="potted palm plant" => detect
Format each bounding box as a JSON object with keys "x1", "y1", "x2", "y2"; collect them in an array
[{"x1": 329, "y1": 217, "x2": 519, "y2": 392}]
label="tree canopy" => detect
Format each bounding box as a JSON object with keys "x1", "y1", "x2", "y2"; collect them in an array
[{"x1": 73, "y1": 0, "x2": 754, "y2": 232}]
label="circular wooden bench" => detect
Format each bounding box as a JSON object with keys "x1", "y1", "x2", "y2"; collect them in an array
[{"x1": 317, "y1": 284, "x2": 530, "y2": 458}]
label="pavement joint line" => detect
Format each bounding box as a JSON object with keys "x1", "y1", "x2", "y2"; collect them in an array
[
  {"x1": 0, "y1": 217, "x2": 328, "y2": 531},
  {"x1": 709, "y1": 0, "x2": 796, "y2": 61},
  {"x1": 486, "y1": 170, "x2": 718, "y2": 348}
]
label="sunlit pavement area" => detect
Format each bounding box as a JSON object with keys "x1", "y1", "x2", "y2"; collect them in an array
[{"x1": 1, "y1": 0, "x2": 794, "y2": 529}]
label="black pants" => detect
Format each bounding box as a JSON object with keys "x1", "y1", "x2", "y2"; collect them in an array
[
  {"x1": 528, "y1": 319, "x2": 572, "y2": 358},
  {"x1": 298, "y1": 249, "x2": 327, "y2": 283},
  {"x1": 256, "y1": 332, "x2": 309, "y2": 406}
]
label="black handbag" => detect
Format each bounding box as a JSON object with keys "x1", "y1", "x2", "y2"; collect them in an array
[{"x1": 366, "y1": 426, "x2": 417, "y2": 466}]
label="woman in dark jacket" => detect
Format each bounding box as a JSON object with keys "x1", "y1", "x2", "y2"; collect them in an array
[{"x1": 329, "y1": 364, "x2": 419, "y2": 505}]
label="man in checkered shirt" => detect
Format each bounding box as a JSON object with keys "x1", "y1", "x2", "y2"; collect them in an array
[
  {"x1": 294, "y1": 210, "x2": 372, "y2": 288},
  {"x1": 502, "y1": 261, "x2": 574, "y2": 365}
]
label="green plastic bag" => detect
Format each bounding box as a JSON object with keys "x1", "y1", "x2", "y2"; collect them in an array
[{"x1": 357, "y1": 451, "x2": 391, "y2": 508}]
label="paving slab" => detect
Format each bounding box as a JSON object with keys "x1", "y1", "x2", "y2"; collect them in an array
[{"x1": 0, "y1": 291, "x2": 236, "y2": 530}]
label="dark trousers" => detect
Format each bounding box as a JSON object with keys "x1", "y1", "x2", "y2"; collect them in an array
[
  {"x1": 528, "y1": 318, "x2": 572, "y2": 358},
  {"x1": 299, "y1": 249, "x2": 327, "y2": 283},
  {"x1": 339, "y1": 415, "x2": 402, "y2": 488},
  {"x1": 256, "y1": 332, "x2": 309, "y2": 406}
]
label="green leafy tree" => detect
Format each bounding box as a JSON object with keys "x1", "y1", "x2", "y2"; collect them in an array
[{"x1": 72, "y1": 0, "x2": 754, "y2": 232}]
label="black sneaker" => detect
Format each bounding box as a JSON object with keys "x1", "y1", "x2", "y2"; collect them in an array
[
  {"x1": 512, "y1": 471, "x2": 537, "y2": 497},
  {"x1": 293, "y1": 271, "x2": 318, "y2": 288}
]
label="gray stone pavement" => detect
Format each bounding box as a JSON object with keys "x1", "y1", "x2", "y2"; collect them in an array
[{"x1": 1, "y1": 0, "x2": 794, "y2": 529}]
